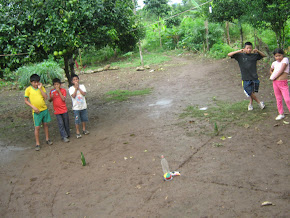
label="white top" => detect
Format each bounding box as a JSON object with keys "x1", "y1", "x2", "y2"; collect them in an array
[
  {"x1": 270, "y1": 57, "x2": 289, "y2": 80},
  {"x1": 69, "y1": 84, "x2": 87, "y2": 110}
]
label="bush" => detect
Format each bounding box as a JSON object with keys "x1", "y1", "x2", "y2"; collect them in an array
[
  {"x1": 209, "y1": 43, "x2": 234, "y2": 59},
  {"x1": 16, "y1": 60, "x2": 64, "y2": 89}
]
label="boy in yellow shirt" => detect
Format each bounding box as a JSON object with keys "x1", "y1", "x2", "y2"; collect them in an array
[{"x1": 24, "y1": 74, "x2": 53, "y2": 151}]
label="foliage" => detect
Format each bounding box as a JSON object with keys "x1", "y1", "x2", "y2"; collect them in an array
[
  {"x1": 104, "y1": 89, "x2": 152, "y2": 101},
  {"x1": 0, "y1": 0, "x2": 142, "y2": 84},
  {"x1": 209, "y1": 43, "x2": 234, "y2": 59},
  {"x1": 246, "y1": 0, "x2": 290, "y2": 48},
  {"x1": 143, "y1": 0, "x2": 171, "y2": 18},
  {"x1": 16, "y1": 61, "x2": 64, "y2": 89}
]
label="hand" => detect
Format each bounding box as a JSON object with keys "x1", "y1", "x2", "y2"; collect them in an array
[
  {"x1": 56, "y1": 86, "x2": 60, "y2": 92},
  {"x1": 38, "y1": 83, "x2": 43, "y2": 89},
  {"x1": 239, "y1": 49, "x2": 245, "y2": 53},
  {"x1": 74, "y1": 82, "x2": 79, "y2": 90},
  {"x1": 33, "y1": 107, "x2": 40, "y2": 114},
  {"x1": 253, "y1": 49, "x2": 258, "y2": 53}
]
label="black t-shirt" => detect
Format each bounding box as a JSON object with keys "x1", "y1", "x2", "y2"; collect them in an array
[{"x1": 232, "y1": 53, "x2": 263, "y2": 80}]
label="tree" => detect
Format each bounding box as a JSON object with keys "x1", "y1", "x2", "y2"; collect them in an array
[
  {"x1": 206, "y1": 0, "x2": 247, "y2": 48},
  {"x1": 246, "y1": 0, "x2": 290, "y2": 48},
  {"x1": 143, "y1": 0, "x2": 171, "y2": 48},
  {"x1": 0, "y1": 0, "x2": 141, "y2": 84}
]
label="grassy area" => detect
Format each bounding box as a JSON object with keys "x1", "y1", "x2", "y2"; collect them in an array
[
  {"x1": 181, "y1": 99, "x2": 275, "y2": 133},
  {"x1": 104, "y1": 88, "x2": 152, "y2": 102}
]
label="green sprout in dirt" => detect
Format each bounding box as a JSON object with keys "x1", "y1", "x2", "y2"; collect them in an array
[
  {"x1": 214, "y1": 122, "x2": 219, "y2": 136},
  {"x1": 104, "y1": 88, "x2": 152, "y2": 102}
]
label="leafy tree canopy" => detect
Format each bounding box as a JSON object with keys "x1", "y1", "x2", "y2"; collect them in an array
[{"x1": 0, "y1": 0, "x2": 142, "y2": 81}]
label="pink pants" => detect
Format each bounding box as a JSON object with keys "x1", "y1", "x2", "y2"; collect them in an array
[{"x1": 273, "y1": 80, "x2": 290, "y2": 114}]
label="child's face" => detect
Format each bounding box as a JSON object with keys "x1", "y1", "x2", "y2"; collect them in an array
[
  {"x1": 244, "y1": 45, "x2": 253, "y2": 54},
  {"x1": 31, "y1": 81, "x2": 39, "y2": 89},
  {"x1": 72, "y1": 77, "x2": 79, "y2": 85},
  {"x1": 274, "y1": 53, "x2": 283, "y2": 62},
  {"x1": 53, "y1": 82, "x2": 61, "y2": 89}
]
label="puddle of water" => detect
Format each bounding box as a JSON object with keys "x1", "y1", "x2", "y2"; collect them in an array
[{"x1": 149, "y1": 99, "x2": 173, "y2": 107}]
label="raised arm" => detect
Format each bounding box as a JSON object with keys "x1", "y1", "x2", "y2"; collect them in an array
[
  {"x1": 228, "y1": 49, "x2": 243, "y2": 57},
  {"x1": 253, "y1": 49, "x2": 266, "y2": 57}
]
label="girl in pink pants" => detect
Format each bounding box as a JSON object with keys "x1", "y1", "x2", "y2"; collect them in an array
[{"x1": 270, "y1": 48, "x2": 290, "y2": 120}]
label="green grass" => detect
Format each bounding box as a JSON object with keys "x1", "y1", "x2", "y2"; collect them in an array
[
  {"x1": 181, "y1": 99, "x2": 274, "y2": 131},
  {"x1": 104, "y1": 88, "x2": 152, "y2": 102}
]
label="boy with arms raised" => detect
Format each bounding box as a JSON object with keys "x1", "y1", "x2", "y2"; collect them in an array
[
  {"x1": 228, "y1": 42, "x2": 266, "y2": 111},
  {"x1": 69, "y1": 74, "x2": 89, "y2": 138},
  {"x1": 24, "y1": 74, "x2": 53, "y2": 151}
]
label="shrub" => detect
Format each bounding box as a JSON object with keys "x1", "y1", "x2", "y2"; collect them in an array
[
  {"x1": 209, "y1": 43, "x2": 234, "y2": 59},
  {"x1": 16, "y1": 60, "x2": 64, "y2": 89}
]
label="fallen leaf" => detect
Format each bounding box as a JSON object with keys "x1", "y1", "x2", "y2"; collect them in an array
[
  {"x1": 165, "y1": 196, "x2": 168, "y2": 200},
  {"x1": 135, "y1": 185, "x2": 141, "y2": 189},
  {"x1": 277, "y1": 140, "x2": 283, "y2": 145},
  {"x1": 273, "y1": 124, "x2": 279, "y2": 127},
  {"x1": 66, "y1": 192, "x2": 70, "y2": 195},
  {"x1": 227, "y1": 136, "x2": 232, "y2": 139},
  {"x1": 130, "y1": 134, "x2": 135, "y2": 137},
  {"x1": 244, "y1": 124, "x2": 250, "y2": 129},
  {"x1": 144, "y1": 150, "x2": 148, "y2": 152},
  {"x1": 261, "y1": 201, "x2": 275, "y2": 206},
  {"x1": 124, "y1": 157, "x2": 128, "y2": 160},
  {"x1": 130, "y1": 156, "x2": 133, "y2": 159},
  {"x1": 283, "y1": 121, "x2": 289, "y2": 124},
  {"x1": 220, "y1": 136, "x2": 226, "y2": 140}
]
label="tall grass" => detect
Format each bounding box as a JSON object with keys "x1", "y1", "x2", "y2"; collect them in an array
[{"x1": 16, "y1": 60, "x2": 64, "y2": 89}]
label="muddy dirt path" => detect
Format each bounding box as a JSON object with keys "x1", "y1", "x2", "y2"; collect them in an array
[{"x1": 0, "y1": 54, "x2": 289, "y2": 217}]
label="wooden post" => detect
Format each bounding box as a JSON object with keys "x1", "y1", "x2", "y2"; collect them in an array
[
  {"x1": 132, "y1": 0, "x2": 144, "y2": 67},
  {"x1": 205, "y1": 19, "x2": 209, "y2": 51}
]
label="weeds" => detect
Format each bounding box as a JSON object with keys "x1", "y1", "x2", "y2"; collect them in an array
[
  {"x1": 181, "y1": 99, "x2": 274, "y2": 135},
  {"x1": 104, "y1": 88, "x2": 152, "y2": 102}
]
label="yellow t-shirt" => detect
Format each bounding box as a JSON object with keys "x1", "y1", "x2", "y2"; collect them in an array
[{"x1": 24, "y1": 86, "x2": 47, "y2": 113}]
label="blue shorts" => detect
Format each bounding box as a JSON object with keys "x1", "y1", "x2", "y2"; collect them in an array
[
  {"x1": 73, "y1": 109, "x2": 88, "y2": 125},
  {"x1": 243, "y1": 80, "x2": 260, "y2": 97}
]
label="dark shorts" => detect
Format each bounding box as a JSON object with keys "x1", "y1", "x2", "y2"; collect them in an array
[
  {"x1": 243, "y1": 80, "x2": 260, "y2": 97},
  {"x1": 33, "y1": 109, "x2": 51, "y2": 127},
  {"x1": 73, "y1": 109, "x2": 88, "y2": 125}
]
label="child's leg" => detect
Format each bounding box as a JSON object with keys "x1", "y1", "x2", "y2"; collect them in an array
[
  {"x1": 34, "y1": 126, "x2": 40, "y2": 145},
  {"x1": 82, "y1": 122, "x2": 86, "y2": 131},
  {"x1": 63, "y1": 112, "x2": 70, "y2": 137},
  {"x1": 273, "y1": 81, "x2": 284, "y2": 114},
  {"x1": 279, "y1": 80, "x2": 290, "y2": 112},
  {"x1": 56, "y1": 114, "x2": 68, "y2": 139},
  {"x1": 43, "y1": 122, "x2": 50, "y2": 141},
  {"x1": 250, "y1": 92, "x2": 261, "y2": 104},
  {"x1": 75, "y1": 123, "x2": 80, "y2": 134}
]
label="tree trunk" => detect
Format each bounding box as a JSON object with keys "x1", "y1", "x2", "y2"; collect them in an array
[
  {"x1": 205, "y1": 19, "x2": 209, "y2": 51},
  {"x1": 69, "y1": 55, "x2": 75, "y2": 85},
  {"x1": 158, "y1": 20, "x2": 162, "y2": 48},
  {"x1": 64, "y1": 55, "x2": 71, "y2": 86},
  {"x1": 238, "y1": 20, "x2": 243, "y2": 48},
  {"x1": 226, "y1": 21, "x2": 230, "y2": 45},
  {"x1": 132, "y1": 0, "x2": 144, "y2": 67}
]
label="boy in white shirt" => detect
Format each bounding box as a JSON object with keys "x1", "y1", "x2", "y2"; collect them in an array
[{"x1": 69, "y1": 74, "x2": 89, "y2": 138}]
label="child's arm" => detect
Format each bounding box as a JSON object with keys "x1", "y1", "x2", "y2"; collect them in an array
[
  {"x1": 48, "y1": 90, "x2": 53, "y2": 102},
  {"x1": 78, "y1": 85, "x2": 86, "y2": 96},
  {"x1": 253, "y1": 49, "x2": 266, "y2": 57},
  {"x1": 57, "y1": 88, "x2": 66, "y2": 101},
  {"x1": 24, "y1": 97, "x2": 40, "y2": 113},
  {"x1": 270, "y1": 63, "x2": 287, "y2": 80},
  {"x1": 227, "y1": 49, "x2": 243, "y2": 57},
  {"x1": 38, "y1": 83, "x2": 48, "y2": 100}
]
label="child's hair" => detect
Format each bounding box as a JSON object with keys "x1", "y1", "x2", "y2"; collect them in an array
[
  {"x1": 244, "y1": 42, "x2": 253, "y2": 47},
  {"x1": 30, "y1": 74, "x2": 40, "y2": 82},
  {"x1": 273, "y1": 48, "x2": 284, "y2": 55},
  {"x1": 71, "y1": 74, "x2": 79, "y2": 80},
  {"x1": 52, "y1": 78, "x2": 61, "y2": 85}
]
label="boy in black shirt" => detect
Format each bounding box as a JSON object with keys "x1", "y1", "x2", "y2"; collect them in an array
[{"x1": 228, "y1": 42, "x2": 266, "y2": 111}]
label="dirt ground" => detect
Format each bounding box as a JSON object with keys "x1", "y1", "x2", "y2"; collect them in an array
[{"x1": 0, "y1": 53, "x2": 289, "y2": 217}]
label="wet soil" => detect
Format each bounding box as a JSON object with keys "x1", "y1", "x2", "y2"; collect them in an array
[{"x1": 0, "y1": 54, "x2": 289, "y2": 217}]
